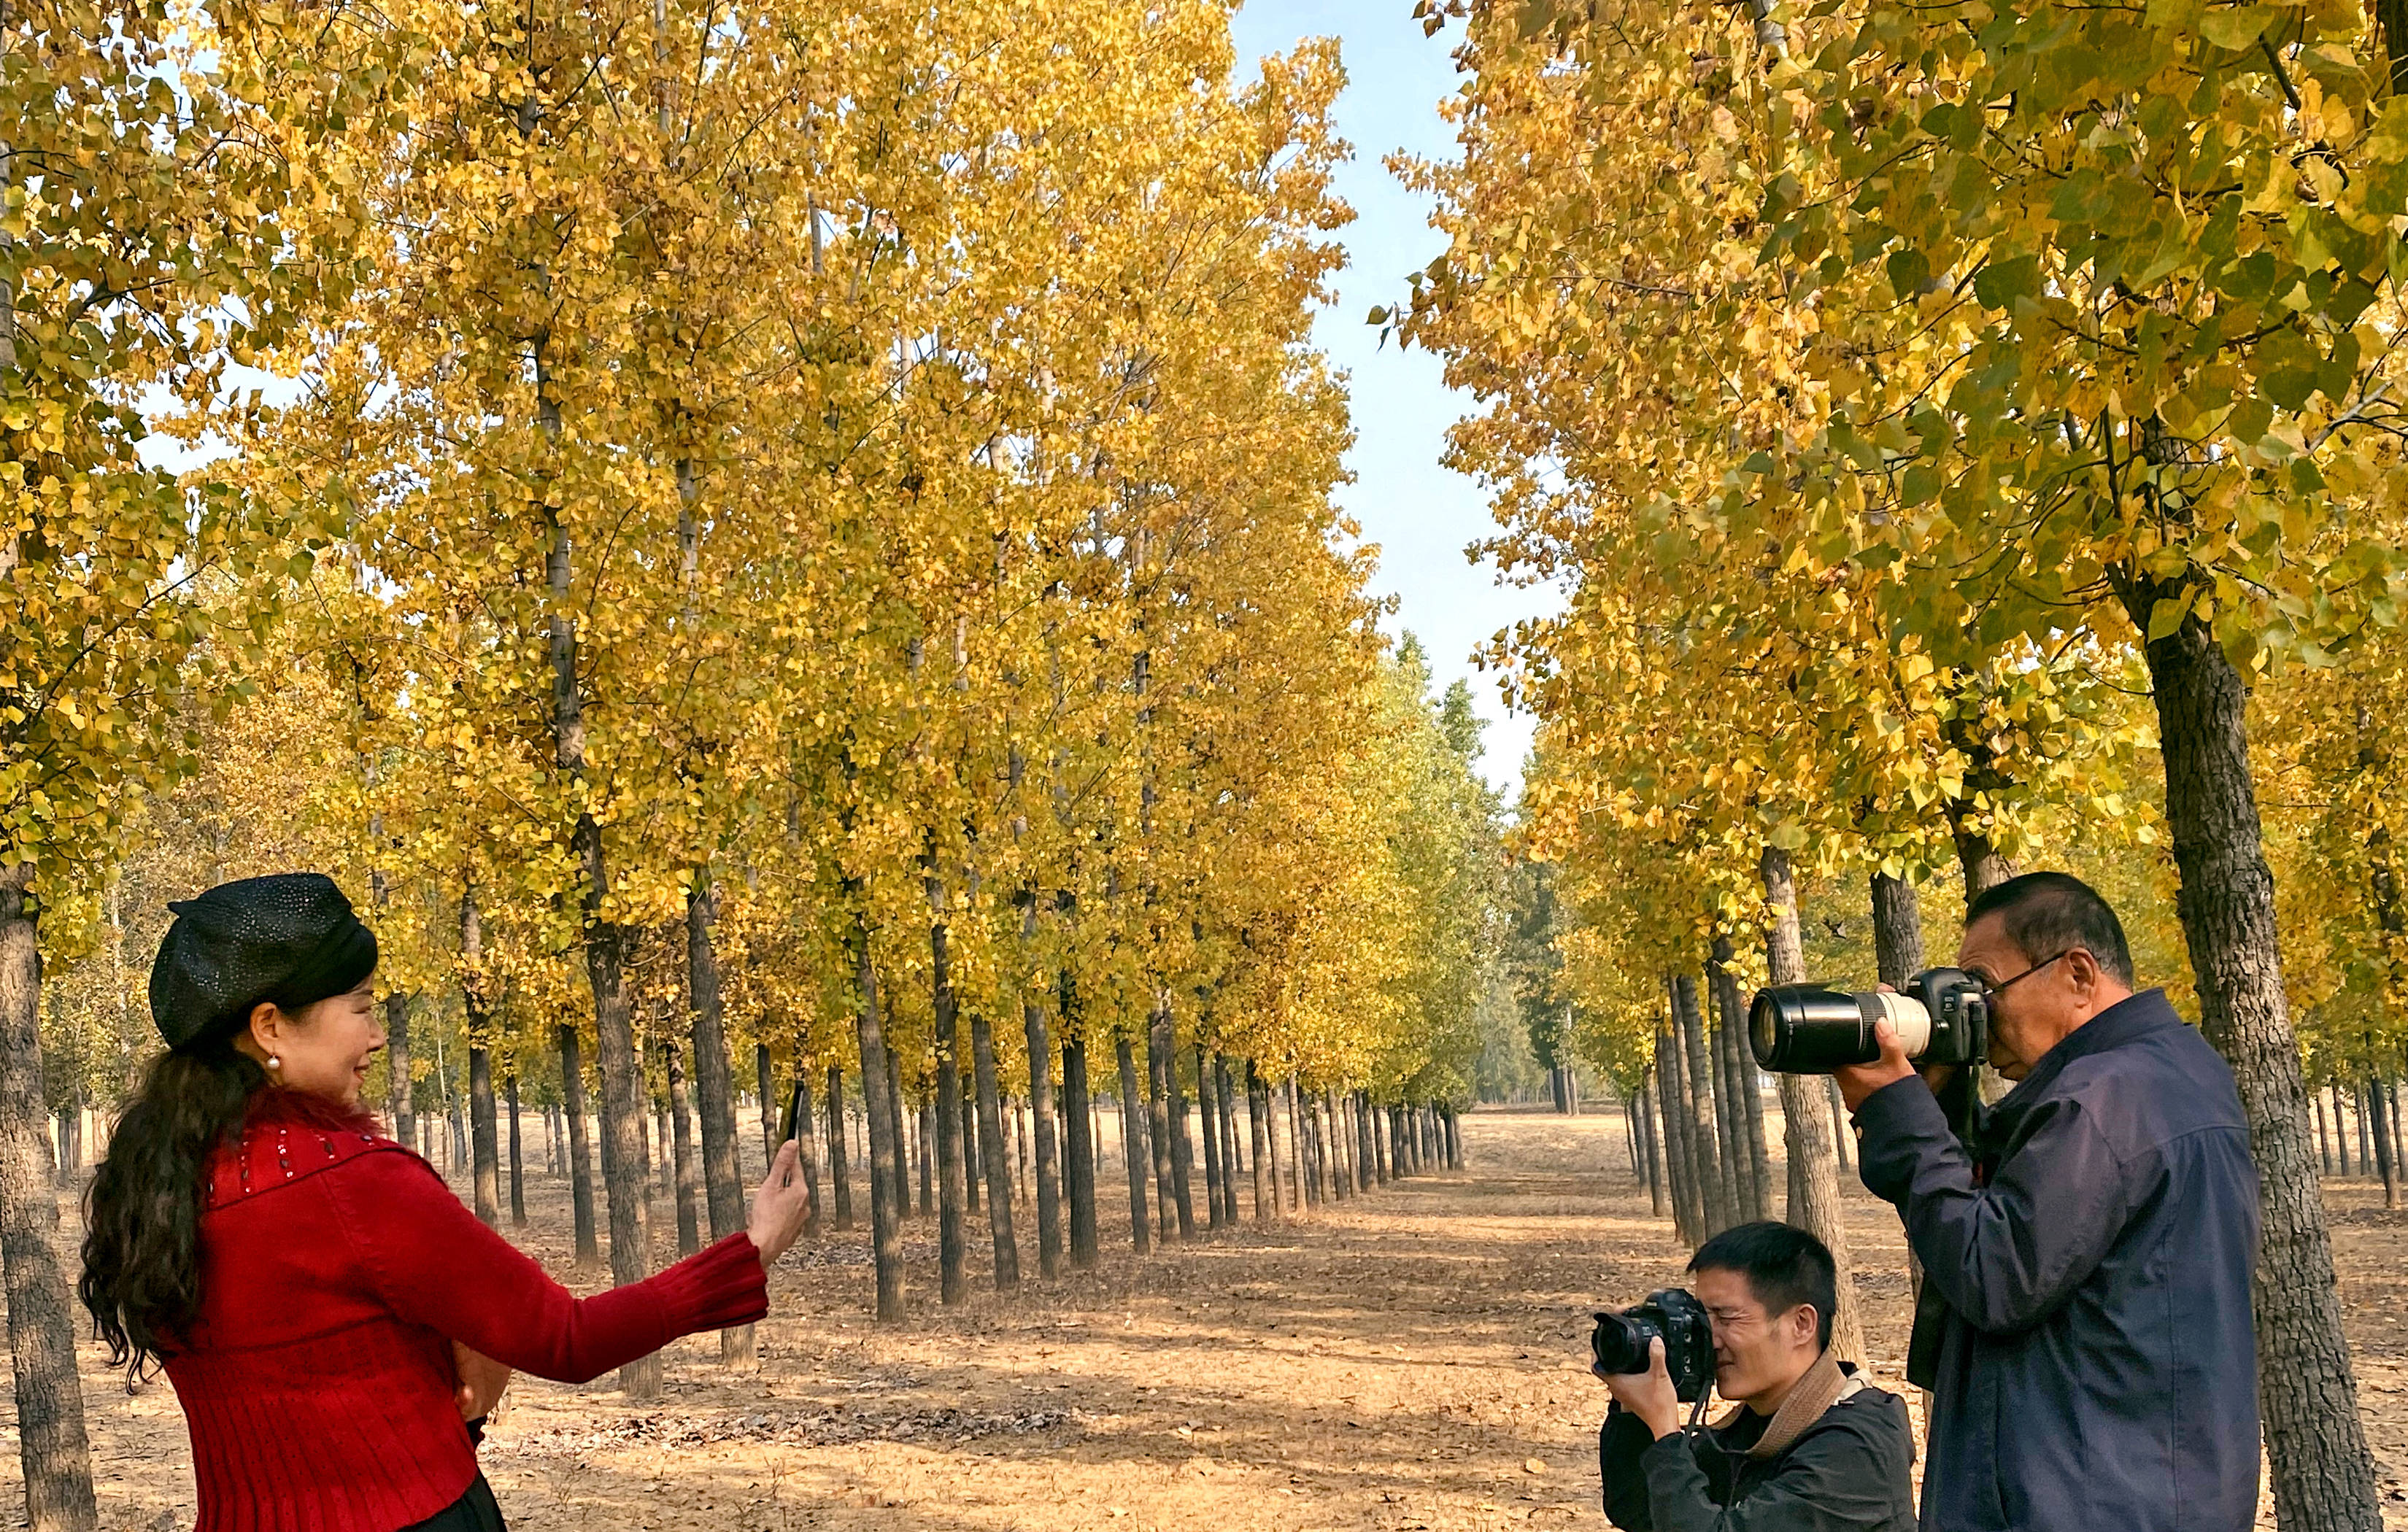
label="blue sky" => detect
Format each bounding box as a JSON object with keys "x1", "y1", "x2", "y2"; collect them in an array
[{"x1": 1229, "y1": 1, "x2": 1560, "y2": 801}]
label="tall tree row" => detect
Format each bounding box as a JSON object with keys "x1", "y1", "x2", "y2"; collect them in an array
[{"x1": 1398, "y1": 0, "x2": 2408, "y2": 1527}]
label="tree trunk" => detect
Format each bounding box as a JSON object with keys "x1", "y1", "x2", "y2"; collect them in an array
[
  {"x1": 2335, "y1": 1085, "x2": 2353, "y2": 1177},
  {"x1": 1219, "y1": 1059, "x2": 1244, "y2": 1221},
  {"x1": 791, "y1": 1067, "x2": 820, "y2": 1239},
  {"x1": 468, "y1": 1045, "x2": 501, "y2": 1229},
  {"x1": 758, "y1": 1042, "x2": 776, "y2": 1169},
  {"x1": 1353, "y1": 1089, "x2": 1374, "y2": 1196},
  {"x1": 1826, "y1": 1078, "x2": 1854, "y2": 1176},
  {"x1": 1287, "y1": 1081, "x2": 1308, "y2": 1209},
  {"x1": 931, "y1": 905, "x2": 968, "y2": 1305},
  {"x1": 1691, "y1": 967, "x2": 1741, "y2": 1228},
  {"x1": 881, "y1": 1045, "x2": 909, "y2": 1219},
  {"x1": 1869, "y1": 871, "x2": 1926, "y2": 987},
  {"x1": 2366, "y1": 1072, "x2": 2396, "y2": 1210},
  {"x1": 970, "y1": 1012, "x2": 1019, "y2": 1286},
  {"x1": 663, "y1": 1040, "x2": 701, "y2": 1257},
  {"x1": 825, "y1": 1064, "x2": 853, "y2": 1231},
  {"x1": 1062, "y1": 1034, "x2": 1097, "y2": 1268},
  {"x1": 2314, "y1": 1087, "x2": 2333, "y2": 1176},
  {"x1": 559, "y1": 1024, "x2": 601, "y2": 1266},
  {"x1": 1165, "y1": 1020, "x2": 1197, "y2": 1237},
  {"x1": 1761, "y1": 845, "x2": 1865, "y2": 1364},
  {"x1": 1710, "y1": 936, "x2": 1772, "y2": 1220},
  {"x1": 0, "y1": 867, "x2": 99, "y2": 1532},
  {"x1": 1446, "y1": 1108, "x2": 1462, "y2": 1169},
  {"x1": 2356, "y1": 1086, "x2": 2372, "y2": 1178},
  {"x1": 1146, "y1": 1009, "x2": 1182, "y2": 1243},
  {"x1": 1025, "y1": 999, "x2": 1063, "y2": 1277},
  {"x1": 1246, "y1": 1062, "x2": 1273, "y2": 1218},
  {"x1": 961, "y1": 1066, "x2": 980, "y2": 1213},
  {"x1": 1197, "y1": 1045, "x2": 1226, "y2": 1228},
  {"x1": 460, "y1": 891, "x2": 503, "y2": 1214},
  {"x1": 1115, "y1": 1034, "x2": 1153, "y2": 1252},
  {"x1": 850, "y1": 924, "x2": 905, "y2": 1321},
  {"x1": 506, "y1": 1073, "x2": 526, "y2": 1228},
  {"x1": 1654, "y1": 1033, "x2": 1689, "y2": 1242},
  {"x1": 1673, "y1": 976, "x2": 1727, "y2": 1235},
  {"x1": 2123, "y1": 590, "x2": 2382, "y2": 1532},
  {"x1": 387, "y1": 994, "x2": 416, "y2": 1157},
  {"x1": 571, "y1": 875, "x2": 658, "y2": 1396},
  {"x1": 1640, "y1": 1074, "x2": 1669, "y2": 1218},
  {"x1": 685, "y1": 876, "x2": 746, "y2": 1258}
]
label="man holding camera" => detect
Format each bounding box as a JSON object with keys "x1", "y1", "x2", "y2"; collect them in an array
[
  {"x1": 1834, "y1": 872, "x2": 2261, "y2": 1532},
  {"x1": 1595, "y1": 1222, "x2": 1915, "y2": 1532}
]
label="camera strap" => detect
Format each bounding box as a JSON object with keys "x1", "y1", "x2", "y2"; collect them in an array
[{"x1": 1718, "y1": 1351, "x2": 1863, "y2": 1461}]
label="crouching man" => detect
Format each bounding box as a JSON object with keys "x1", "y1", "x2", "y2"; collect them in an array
[{"x1": 1597, "y1": 1223, "x2": 1915, "y2": 1532}]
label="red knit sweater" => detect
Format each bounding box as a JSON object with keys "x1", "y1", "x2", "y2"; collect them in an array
[{"x1": 161, "y1": 1095, "x2": 768, "y2": 1532}]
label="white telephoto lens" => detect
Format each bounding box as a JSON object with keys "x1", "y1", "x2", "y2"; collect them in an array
[{"x1": 1869, "y1": 990, "x2": 1933, "y2": 1056}]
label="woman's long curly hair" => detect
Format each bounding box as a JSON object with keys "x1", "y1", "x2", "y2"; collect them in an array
[
  {"x1": 80, "y1": 1040, "x2": 266, "y2": 1384},
  {"x1": 79, "y1": 1039, "x2": 368, "y2": 1385}
]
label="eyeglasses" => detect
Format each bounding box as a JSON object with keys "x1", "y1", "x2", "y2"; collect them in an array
[{"x1": 1980, "y1": 949, "x2": 2085, "y2": 999}]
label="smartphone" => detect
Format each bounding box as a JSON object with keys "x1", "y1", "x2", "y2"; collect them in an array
[{"x1": 777, "y1": 1078, "x2": 807, "y2": 1144}]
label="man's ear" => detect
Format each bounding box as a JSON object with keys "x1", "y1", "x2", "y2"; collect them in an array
[{"x1": 1792, "y1": 1304, "x2": 1821, "y2": 1351}]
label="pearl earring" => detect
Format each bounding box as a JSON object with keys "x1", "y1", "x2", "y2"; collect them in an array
[{"x1": 268, "y1": 1055, "x2": 282, "y2": 1072}]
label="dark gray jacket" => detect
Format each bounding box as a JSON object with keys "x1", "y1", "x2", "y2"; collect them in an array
[
  {"x1": 1599, "y1": 1378, "x2": 1917, "y2": 1532},
  {"x1": 1854, "y1": 989, "x2": 2261, "y2": 1532}
]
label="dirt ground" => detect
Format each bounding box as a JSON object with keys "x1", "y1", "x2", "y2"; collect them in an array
[{"x1": 23, "y1": 1104, "x2": 2408, "y2": 1531}]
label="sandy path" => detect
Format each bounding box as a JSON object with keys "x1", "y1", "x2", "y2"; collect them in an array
[{"x1": 26, "y1": 1104, "x2": 2408, "y2": 1530}]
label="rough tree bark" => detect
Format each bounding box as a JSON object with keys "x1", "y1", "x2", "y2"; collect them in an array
[
  {"x1": 1197, "y1": 1046, "x2": 1225, "y2": 1228},
  {"x1": 1062, "y1": 1033, "x2": 1097, "y2": 1269},
  {"x1": 1672, "y1": 978, "x2": 1726, "y2": 1236},
  {"x1": 971, "y1": 1012, "x2": 1019, "y2": 1285},
  {"x1": 756, "y1": 1042, "x2": 776, "y2": 1167},
  {"x1": 0, "y1": 866, "x2": 98, "y2": 1532},
  {"x1": 2118, "y1": 581, "x2": 2381, "y2": 1531},
  {"x1": 930, "y1": 890, "x2": 967, "y2": 1305},
  {"x1": 1639, "y1": 1073, "x2": 1669, "y2": 1218},
  {"x1": 663, "y1": 1039, "x2": 701, "y2": 1256},
  {"x1": 387, "y1": 993, "x2": 416, "y2": 1156},
  {"x1": 1146, "y1": 1007, "x2": 1182, "y2": 1243},
  {"x1": 468, "y1": 1045, "x2": 501, "y2": 1229},
  {"x1": 1761, "y1": 846, "x2": 1864, "y2": 1363},
  {"x1": 1246, "y1": 1061, "x2": 1273, "y2": 1218},
  {"x1": 505, "y1": 1072, "x2": 526, "y2": 1228},
  {"x1": 1219, "y1": 1059, "x2": 1244, "y2": 1221},
  {"x1": 849, "y1": 920, "x2": 904, "y2": 1320},
  {"x1": 1025, "y1": 995, "x2": 1063, "y2": 1277},
  {"x1": 684, "y1": 875, "x2": 745, "y2": 1244},
  {"x1": 557, "y1": 1024, "x2": 600, "y2": 1265},
  {"x1": 1686, "y1": 968, "x2": 1739, "y2": 1229},
  {"x1": 1710, "y1": 935, "x2": 1772, "y2": 1220},
  {"x1": 1116, "y1": 1034, "x2": 1152, "y2": 1252},
  {"x1": 824, "y1": 1064, "x2": 853, "y2": 1231}
]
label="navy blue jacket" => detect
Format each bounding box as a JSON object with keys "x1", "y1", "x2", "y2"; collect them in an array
[{"x1": 1853, "y1": 989, "x2": 2261, "y2": 1532}]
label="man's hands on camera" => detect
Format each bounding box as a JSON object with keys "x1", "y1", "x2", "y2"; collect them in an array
[{"x1": 1595, "y1": 1336, "x2": 1683, "y2": 1441}]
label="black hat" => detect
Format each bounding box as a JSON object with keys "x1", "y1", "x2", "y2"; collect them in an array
[{"x1": 148, "y1": 873, "x2": 380, "y2": 1051}]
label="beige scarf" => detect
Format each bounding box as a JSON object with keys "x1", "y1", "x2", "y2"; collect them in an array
[{"x1": 1713, "y1": 1350, "x2": 1864, "y2": 1461}]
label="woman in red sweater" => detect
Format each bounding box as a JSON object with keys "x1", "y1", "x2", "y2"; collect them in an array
[{"x1": 80, "y1": 873, "x2": 812, "y2": 1532}]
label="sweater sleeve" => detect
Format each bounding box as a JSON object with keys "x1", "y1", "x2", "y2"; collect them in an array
[{"x1": 319, "y1": 1148, "x2": 768, "y2": 1383}]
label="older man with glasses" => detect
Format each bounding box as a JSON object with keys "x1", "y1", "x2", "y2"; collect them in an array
[{"x1": 1834, "y1": 872, "x2": 2261, "y2": 1532}]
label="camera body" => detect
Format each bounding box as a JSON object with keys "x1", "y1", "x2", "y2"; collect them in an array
[
  {"x1": 1591, "y1": 1288, "x2": 1716, "y2": 1403},
  {"x1": 1748, "y1": 967, "x2": 1990, "y2": 1074}
]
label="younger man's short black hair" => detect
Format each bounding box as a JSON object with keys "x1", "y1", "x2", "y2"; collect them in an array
[{"x1": 1689, "y1": 1221, "x2": 1839, "y2": 1353}]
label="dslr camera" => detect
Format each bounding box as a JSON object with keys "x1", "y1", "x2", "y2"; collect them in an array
[
  {"x1": 1591, "y1": 1288, "x2": 1716, "y2": 1403},
  {"x1": 1749, "y1": 967, "x2": 1989, "y2": 1074}
]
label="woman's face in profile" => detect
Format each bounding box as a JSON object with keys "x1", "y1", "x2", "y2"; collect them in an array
[{"x1": 269, "y1": 980, "x2": 387, "y2": 1109}]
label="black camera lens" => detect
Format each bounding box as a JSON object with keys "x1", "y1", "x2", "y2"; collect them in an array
[
  {"x1": 1591, "y1": 1310, "x2": 1658, "y2": 1375},
  {"x1": 1749, "y1": 986, "x2": 1880, "y2": 1072}
]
